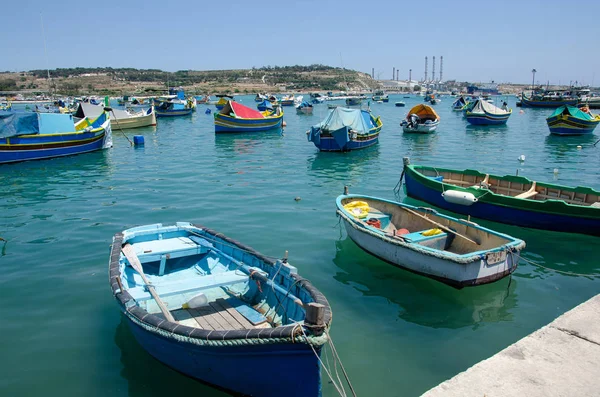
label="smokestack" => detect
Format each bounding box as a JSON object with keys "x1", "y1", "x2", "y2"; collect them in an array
[
  {"x1": 440, "y1": 56, "x2": 443, "y2": 82},
  {"x1": 432, "y1": 56, "x2": 436, "y2": 82},
  {"x1": 409, "y1": 69, "x2": 412, "y2": 82},
  {"x1": 372, "y1": 68, "x2": 374, "y2": 79},
  {"x1": 393, "y1": 67, "x2": 395, "y2": 81},
  {"x1": 424, "y1": 57, "x2": 428, "y2": 82}
]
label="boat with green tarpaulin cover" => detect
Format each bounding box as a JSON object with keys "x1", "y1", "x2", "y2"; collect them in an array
[
  {"x1": 546, "y1": 105, "x2": 600, "y2": 135},
  {"x1": 402, "y1": 159, "x2": 600, "y2": 236}
]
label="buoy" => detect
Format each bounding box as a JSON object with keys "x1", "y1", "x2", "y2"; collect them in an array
[
  {"x1": 442, "y1": 190, "x2": 478, "y2": 206},
  {"x1": 205, "y1": 108, "x2": 211, "y2": 114},
  {"x1": 133, "y1": 135, "x2": 144, "y2": 146},
  {"x1": 518, "y1": 154, "x2": 526, "y2": 162},
  {"x1": 577, "y1": 145, "x2": 582, "y2": 150},
  {"x1": 554, "y1": 168, "x2": 559, "y2": 174},
  {"x1": 519, "y1": 110, "x2": 524, "y2": 114},
  {"x1": 294, "y1": 196, "x2": 301, "y2": 201},
  {"x1": 282, "y1": 121, "x2": 287, "y2": 127}
]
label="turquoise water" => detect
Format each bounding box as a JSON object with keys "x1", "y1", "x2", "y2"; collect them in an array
[{"x1": 1, "y1": 95, "x2": 599, "y2": 397}]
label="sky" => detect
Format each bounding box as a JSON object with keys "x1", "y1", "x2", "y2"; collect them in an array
[{"x1": 2, "y1": 0, "x2": 599, "y2": 86}]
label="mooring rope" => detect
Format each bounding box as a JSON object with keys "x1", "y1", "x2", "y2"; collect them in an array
[{"x1": 517, "y1": 254, "x2": 600, "y2": 278}]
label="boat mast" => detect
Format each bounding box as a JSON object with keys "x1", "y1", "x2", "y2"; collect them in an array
[{"x1": 40, "y1": 13, "x2": 53, "y2": 98}]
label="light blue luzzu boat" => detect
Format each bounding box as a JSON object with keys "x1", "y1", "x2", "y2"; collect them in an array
[
  {"x1": 336, "y1": 191, "x2": 525, "y2": 288},
  {"x1": 109, "y1": 222, "x2": 331, "y2": 397}
]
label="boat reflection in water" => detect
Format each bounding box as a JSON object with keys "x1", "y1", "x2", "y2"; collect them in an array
[{"x1": 333, "y1": 238, "x2": 518, "y2": 330}]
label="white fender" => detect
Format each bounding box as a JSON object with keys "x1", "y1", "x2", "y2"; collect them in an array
[{"x1": 442, "y1": 190, "x2": 478, "y2": 206}]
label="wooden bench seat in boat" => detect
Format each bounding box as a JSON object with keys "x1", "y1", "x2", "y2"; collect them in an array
[
  {"x1": 172, "y1": 298, "x2": 271, "y2": 330},
  {"x1": 126, "y1": 271, "x2": 249, "y2": 302},
  {"x1": 132, "y1": 236, "x2": 212, "y2": 264}
]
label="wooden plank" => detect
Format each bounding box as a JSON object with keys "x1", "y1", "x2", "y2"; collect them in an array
[
  {"x1": 215, "y1": 298, "x2": 255, "y2": 329},
  {"x1": 192, "y1": 305, "x2": 230, "y2": 331},
  {"x1": 209, "y1": 301, "x2": 245, "y2": 330},
  {"x1": 188, "y1": 307, "x2": 215, "y2": 330}
]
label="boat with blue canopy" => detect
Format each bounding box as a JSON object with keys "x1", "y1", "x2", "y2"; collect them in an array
[
  {"x1": 214, "y1": 100, "x2": 283, "y2": 133},
  {"x1": 465, "y1": 99, "x2": 512, "y2": 125},
  {"x1": 337, "y1": 191, "x2": 525, "y2": 288},
  {"x1": 256, "y1": 99, "x2": 273, "y2": 112},
  {"x1": 546, "y1": 105, "x2": 600, "y2": 136},
  {"x1": 0, "y1": 110, "x2": 112, "y2": 164},
  {"x1": 109, "y1": 222, "x2": 331, "y2": 397},
  {"x1": 307, "y1": 107, "x2": 382, "y2": 151},
  {"x1": 296, "y1": 101, "x2": 313, "y2": 114}
]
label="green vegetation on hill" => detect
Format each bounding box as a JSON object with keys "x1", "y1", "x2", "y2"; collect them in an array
[{"x1": 25, "y1": 64, "x2": 375, "y2": 92}]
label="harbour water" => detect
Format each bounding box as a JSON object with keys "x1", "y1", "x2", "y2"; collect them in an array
[{"x1": 1, "y1": 95, "x2": 599, "y2": 396}]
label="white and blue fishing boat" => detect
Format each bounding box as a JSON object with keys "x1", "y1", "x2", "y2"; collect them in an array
[
  {"x1": 296, "y1": 101, "x2": 313, "y2": 114},
  {"x1": 214, "y1": 100, "x2": 283, "y2": 133},
  {"x1": 109, "y1": 222, "x2": 331, "y2": 397},
  {"x1": 401, "y1": 104, "x2": 440, "y2": 133},
  {"x1": 336, "y1": 191, "x2": 525, "y2": 288},
  {"x1": 0, "y1": 111, "x2": 112, "y2": 164},
  {"x1": 465, "y1": 99, "x2": 511, "y2": 125},
  {"x1": 307, "y1": 107, "x2": 383, "y2": 152},
  {"x1": 372, "y1": 90, "x2": 389, "y2": 102},
  {"x1": 546, "y1": 105, "x2": 600, "y2": 135}
]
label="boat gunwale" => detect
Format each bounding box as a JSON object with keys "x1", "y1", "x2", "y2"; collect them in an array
[{"x1": 109, "y1": 223, "x2": 331, "y2": 344}]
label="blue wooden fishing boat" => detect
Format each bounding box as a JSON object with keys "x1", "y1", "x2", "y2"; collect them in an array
[
  {"x1": 214, "y1": 100, "x2": 283, "y2": 133},
  {"x1": 296, "y1": 101, "x2": 313, "y2": 114},
  {"x1": 520, "y1": 91, "x2": 578, "y2": 108},
  {"x1": 401, "y1": 158, "x2": 600, "y2": 236},
  {"x1": 109, "y1": 222, "x2": 331, "y2": 397},
  {"x1": 0, "y1": 111, "x2": 112, "y2": 164},
  {"x1": 307, "y1": 107, "x2": 382, "y2": 151},
  {"x1": 337, "y1": 191, "x2": 525, "y2": 288},
  {"x1": 154, "y1": 96, "x2": 195, "y2": 117},
  {"x1": 451, "y1": 96, "x2": 467, "y2": 111},
  {"x1": 546, "y1": 105, "x2": 600, "y2": 135},
  {"x1": 256, "y1": 99, "x2": 273, "y2": 112},
  {"x1": 465, "y1": 99, "x2": 511, "y2": 125}
]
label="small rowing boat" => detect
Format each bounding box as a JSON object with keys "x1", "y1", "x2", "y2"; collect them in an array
[
  {"x1": 336, "y1": 191, "x2": 525, "y2": 288},
  {"x1": 109, "y1": 222, "x2": 331, "y2": 396},
  {"x1": 401, "y1": 104, "x2": 440, "y2": 133}
]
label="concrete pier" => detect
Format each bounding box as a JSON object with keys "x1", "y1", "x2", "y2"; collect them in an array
[{"x1": 423, "y1": 294, "x2": 600, "y2": 397}]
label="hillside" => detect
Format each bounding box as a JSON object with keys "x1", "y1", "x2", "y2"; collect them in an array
[{"x1": 0, "y1": 65, "x2": 381, "y2": 96}]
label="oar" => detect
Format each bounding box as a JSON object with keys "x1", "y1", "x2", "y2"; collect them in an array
[
  {"x1": 399, "y1": 206, "x2": 480, "y2": 245},
  {"x1": 122, "y1": 244, "x2": 176, "y2": 322}
]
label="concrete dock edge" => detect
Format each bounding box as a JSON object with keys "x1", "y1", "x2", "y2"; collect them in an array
[{"x1": 422, "y1": 294, "x2": 600, "y2": 397}]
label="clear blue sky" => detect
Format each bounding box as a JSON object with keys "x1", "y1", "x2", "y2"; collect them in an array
[{"x1": 3, "y1": 0, "x2": 599, "y2": 86}]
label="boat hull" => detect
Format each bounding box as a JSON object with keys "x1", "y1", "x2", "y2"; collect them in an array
[
  {"x1": 214, "y1": 113, "x2": 283, "y2": 133},
  {"x1": 404, "y1": 168, "x2": 600, "y2": 236},
  {"x1": 520, "y1": 97, "x2": 578, "y2": 108},
  {"x1": 465, "y1": 113, "x2": 510, "y2": 125},
  {"x1": 314, "y1": 134, "x2": 379, "y2": 151},
  {"x1": 111, "y1": 111, "x2": 157, "y2": 129},
  {"x1": 546, "y1": 115, "x2": 599, "y2": 136},
  {"x1": 155, "y1": 108, "x2": 193, "y2": 117},
  {"x1": 341, "y1": 217, "x2": 517, "y2": 288},
  {"x1": 402, "y1": 120, "x2": 439, "y2": 133},
  {"x1": 0, "y1": 127, "x2": 110, "y2": 164},
  {"x1": 124, "y1": 313, "x2": 322, "y2": 397}
]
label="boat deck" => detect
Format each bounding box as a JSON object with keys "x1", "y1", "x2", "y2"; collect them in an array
[{"x1": 171, "y1": 298, "x2": 272, "y2": 330}]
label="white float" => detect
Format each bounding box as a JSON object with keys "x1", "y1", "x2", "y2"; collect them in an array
[{"x1": 442, "y1": 190, "x2": 478, "y2": 206}]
